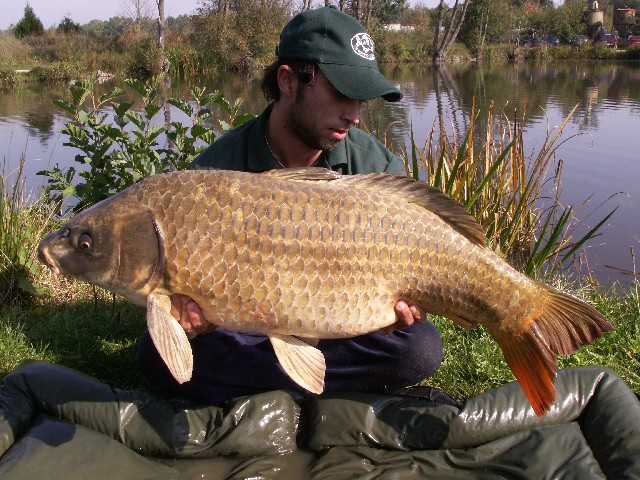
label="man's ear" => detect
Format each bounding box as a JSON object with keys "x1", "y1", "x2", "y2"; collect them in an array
[{"x1": 277, "y1": 65, "x2": 298, "y2": 100}]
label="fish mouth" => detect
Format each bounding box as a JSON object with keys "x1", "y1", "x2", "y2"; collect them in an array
[{"x1": 37, "y1": 243, "x2": 60, "y2": 282}]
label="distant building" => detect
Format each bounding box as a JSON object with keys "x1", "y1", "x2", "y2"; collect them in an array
[{"x1": 383, "y1": 24, "x2": 415, "y2": 32}]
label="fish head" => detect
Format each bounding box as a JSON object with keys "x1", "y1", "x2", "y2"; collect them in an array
[{"x1": 38, "y1": 194, "x2": 164, "y2": 306}]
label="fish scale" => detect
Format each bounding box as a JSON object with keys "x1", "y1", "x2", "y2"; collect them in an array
[{"x1": 38, "y1": 168, "x2": 612, "y2": 416}]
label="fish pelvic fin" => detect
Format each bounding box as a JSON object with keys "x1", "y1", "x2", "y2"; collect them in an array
[
  {"x1": 495, "y1": 283, "x2": 612, "y2": 417},
  {"x1": 269, "y1": 334, "x2": 326, "y2": 394},
  {"x1": 147, "y1": 293, "x2": 193, "y2": 384}
]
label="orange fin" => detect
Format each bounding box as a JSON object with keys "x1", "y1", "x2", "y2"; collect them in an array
[
  {"x1": 533, "y1": 280, "x2": 612, "y2": 356},
  {"x1": 494, "y1": 325, "x2": 557, "y2": 417},
  {"x1": 495, "y1": 283, "x2": 612, "y2": 417}
]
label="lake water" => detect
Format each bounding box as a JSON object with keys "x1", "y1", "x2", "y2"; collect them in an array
[{"x1": 1, "y1": 62, "x2": 638, "y2": 286}]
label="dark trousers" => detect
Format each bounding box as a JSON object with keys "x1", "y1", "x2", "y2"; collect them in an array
[{"x1": 137, "y1": 322, "x2": 443, "y2": 406}]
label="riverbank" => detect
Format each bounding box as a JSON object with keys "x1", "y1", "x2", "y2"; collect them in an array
[{"x1": 3, "y1": 23, "x2": 640, "y2": 87}]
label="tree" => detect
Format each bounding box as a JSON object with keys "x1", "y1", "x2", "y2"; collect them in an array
[
  {"x1": 13, "y1": 3, "x2": 44, "y2": 39},
  {"x1": 432, "y1": 0, "x2": 471, "y2": 64},
  {"x1": 57, "y1": 15, "x2": 81, "y2": 34},
  {"x1": 120, "y1": 0, "x2": 155, "y2": 23},
  {"x1": 155, "y1": 0, "x2": 168, "y2": 71},
  {"x1": 373, "y1": 0, "x2": 409, "y2": 24},
  {"x1": 459, "y1": 0, "x2": 516, "y2": 50}
]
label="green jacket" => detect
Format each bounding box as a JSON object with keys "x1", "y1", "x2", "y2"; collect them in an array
[{"x1": 188, "y1": 104, "x2": 404, "y2": 175}]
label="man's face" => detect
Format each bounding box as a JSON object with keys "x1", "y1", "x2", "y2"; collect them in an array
[{"x1": 290, "y1": 72, "x2": 363, "y2": 152}]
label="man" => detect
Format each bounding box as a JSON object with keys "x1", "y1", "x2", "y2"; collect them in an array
[{"x1": 137, "y1": 6, "x2": 446, "y2": 406}]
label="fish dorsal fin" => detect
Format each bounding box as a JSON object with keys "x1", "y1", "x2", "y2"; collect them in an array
[
  {"x1": 341, "y1": 174, "x2": 486, "y2": 247},
  {"x1": 263, "y1": 167, "x2": 342, "y2": 182},
  {"x1": 262, "y1": 169, "x2": 485, "y2": 247},
  {"x1": 269, "y1": 334, "x2": 325, "y2": 394},
  {"x1": 147, "y1": 293, "x2": 193, "y2": 384}
]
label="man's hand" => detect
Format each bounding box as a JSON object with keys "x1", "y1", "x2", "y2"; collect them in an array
[
  {"x1": 378, "y1": 298, "x2": 425, "y2": 336},
  {"x1": 170, "y1": 293, "x2": 215, "y2": 339}
]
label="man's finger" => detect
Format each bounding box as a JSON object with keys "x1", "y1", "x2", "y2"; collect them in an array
[
  {"x1": 409, "y1": 304, "x2": 423, "y2": 322},
  {"x1": 187, "y1": 301, "x2": 202, "y2": 328}
]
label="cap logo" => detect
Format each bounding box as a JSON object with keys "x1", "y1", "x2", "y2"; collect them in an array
[{"x1": 351, "y1": 33, "x2": 375, "y2": 60}]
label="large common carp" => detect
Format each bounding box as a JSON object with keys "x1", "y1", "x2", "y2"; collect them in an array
[{"x1": 38, "y1": 168, "x2": 611, "y2": 416}]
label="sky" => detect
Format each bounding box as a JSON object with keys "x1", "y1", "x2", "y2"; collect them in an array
[
  {"x1": 1, "y1": 0, "x2": 433, "y2": 31},
  {"x1": 1, "y1": 0, "x2": 202, "y2": 30}
]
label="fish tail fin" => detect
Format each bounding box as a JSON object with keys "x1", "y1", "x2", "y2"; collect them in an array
[{"x1": 495, "y1": 282, "x2": 611, "y2": 417}]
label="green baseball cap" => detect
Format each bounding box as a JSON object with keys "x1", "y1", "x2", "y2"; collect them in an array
[{"x1": 276, "y1": 6, "x2": 403, "y2": 102}]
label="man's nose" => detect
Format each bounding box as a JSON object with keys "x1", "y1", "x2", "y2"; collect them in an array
[{"x1": 342, "y1": 99, "x2": 361, "y2": 126}]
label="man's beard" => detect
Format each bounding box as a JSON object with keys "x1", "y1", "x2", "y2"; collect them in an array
[{"x1": 290, "y1": 87, "x2": 344, "y2": 152}]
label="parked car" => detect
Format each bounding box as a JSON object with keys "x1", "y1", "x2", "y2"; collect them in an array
[
  {"x1": 521, "y1": 37, "x2": 544, "y2": 47},
  {"x1": 570, "y1": 35, "x2": 589, "y2": 47},
  {"x1": 521, "y1": 36, "x2": 559, "y2": 47},
  {"x1": 627, "y1": 35, "x2": 640, "y2": 46},
  {"x1": 599, "y1": 33, "x2": 619, "y2": 47},
  {"x1": 545, "y1": 35, "x2": 561, "y2": 46}
]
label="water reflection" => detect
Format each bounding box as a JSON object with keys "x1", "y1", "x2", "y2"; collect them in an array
[{"x1": 1, "y1": 62, "x2": 638, "y2": 285}]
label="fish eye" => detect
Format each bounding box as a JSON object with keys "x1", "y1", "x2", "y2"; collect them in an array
[{"x1": 78, "y1": 233, "x2": 92, "y2": 249}]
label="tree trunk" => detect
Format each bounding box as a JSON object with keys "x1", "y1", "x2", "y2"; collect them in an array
[
  {"x1": 156, "y1": 0, "x2": 169, "y2": 72},
  {"x1": 432, "y1": 0, "x2": 471, "y2": 65}
]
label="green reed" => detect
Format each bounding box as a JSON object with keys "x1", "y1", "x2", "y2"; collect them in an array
[
  {"x1": 401, "y1": 100, "x2": 614, "y2": 278},
  {"x1": 0, "y1": 156, "x2": 58, "y2": 308}
]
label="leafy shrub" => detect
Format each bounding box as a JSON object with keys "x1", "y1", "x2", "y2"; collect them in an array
[{"x1": 38, "y1": 74, "x2": 256, "y2": 213}]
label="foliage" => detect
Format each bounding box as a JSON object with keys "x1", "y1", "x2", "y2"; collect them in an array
[
  {"x1": 0, "y1": 158, "x2": 57, "y2": 309},
  {"x1": 401, "y1": 100, "x2": 614, "y2": 277},
  {"x1": 28, "y1": 63, "x2": 84, "y2": 83},
  {"x1": 459, "y1": 0, "x2": 517, "y2": 50},
  {"x1": 13, "y1": 4, "x2": 44, "y2": 39},
  {"x1": 373, "y1": 0, "x2": 409, "y2": 24},
  {"x1": 38, "y1": 74, "x2": 256, "y2": 213},
  {"x1": 0, "y1": 34, "x2": 35, "y2": 70},
  {"x1": 57, "y1": 16, "x2": 82, "y2": 35},
  {"x1": 190, "y1": 1, "x2": 290, "y2": 70},
  {"x1": 126, "y1": 33, "x2": 166, "y2": 76}
]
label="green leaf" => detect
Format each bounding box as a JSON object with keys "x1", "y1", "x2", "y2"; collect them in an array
[
  {"x1": 147, "y1": 125, "x2": 164, "y2": 142},
  {"x1": 70, "y1": 82, "x2": 91, "y2": 107},
  {"x1": 124, "y1": 111, "x2": 145, "y2": 130},
  {"x1": 125, "y1": 78, "x2": 149, "y2": 97},
  {"x1": 145, "y1": 104, "x2": 162, "y2": 119},
  {"x1": 232, "y1": 113, "x2": 257, "y2": 127},
  {"x1": 77, "y1": 110, "x2": 90, "y2": 125},
  {"x1": 98, "y1": 88, "x2": 125, "y2": 106},
  {"x1": 53, "y1": 99, "x2": 77, "y2": 116},
  {"x1": 114, "y1": 102, "x2": 135, "y2": 117},
  {"x1": 167, "y1": 98, "x2": 193, "y2": 116},
  {"x1": 201, "y1": 90, "x2": 223, "y2": 106}
]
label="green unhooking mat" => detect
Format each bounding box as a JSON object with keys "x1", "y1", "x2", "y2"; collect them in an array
[{"x1": 1, "y1": 361, "x2": 639, "y2": 479}]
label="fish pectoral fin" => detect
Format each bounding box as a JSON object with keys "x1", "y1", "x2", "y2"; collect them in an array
[
  {"x1": 296, "y1": 336, "x2": 319, "y2": 347},
  {"x1": 270, "y1": 334, "x2": 326, "y2": 394},
  {"x1": 146, "y1": 293, "x2": 193, "y2": 384},
  {"x1": 446, "y1": 312, "x2": 478, "y2": 330}
]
